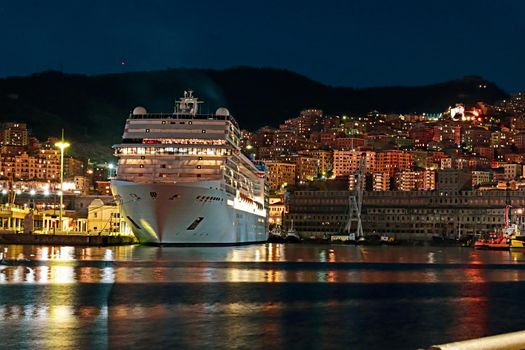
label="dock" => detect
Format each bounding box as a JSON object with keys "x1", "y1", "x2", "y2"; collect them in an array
[{"x1": 0, "y1": 232, "x2": 137, "y2": 246}]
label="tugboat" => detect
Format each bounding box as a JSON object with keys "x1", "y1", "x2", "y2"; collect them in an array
[
  {"x1": 474, "y1": 231, "x2": 512, "y2": 250},
  {"x1": 284, "y1": 220, "x2": 301, "y2": 243},
  {"x1": 474, "y1": 205, "x2": 514, "y2": 250}
]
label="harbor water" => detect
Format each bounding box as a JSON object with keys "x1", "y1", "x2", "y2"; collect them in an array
[{"x1": 2, "y1": 244, "x2": 525, "y2": 349}]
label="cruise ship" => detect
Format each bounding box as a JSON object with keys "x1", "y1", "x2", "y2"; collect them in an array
[{"x1": 110, "y1": 91, "x2": 268, "y2": 245}]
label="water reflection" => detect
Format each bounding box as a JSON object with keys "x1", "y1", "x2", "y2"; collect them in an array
[
  {"x1": 1, "y1": 243, "x2": 522, "y2": 265},
  {"x1": 2, "y1": 244, "x2": 525, "y2": 349},
  {"x1": 0, "y1": 268, "x2": 523, "y2": 285},
  {"x1": 0, "y1": 265, "x2": 116, "y2": 284},
  {"x1": 2, "y1": 245, "x2": 525, "y2": 285}
]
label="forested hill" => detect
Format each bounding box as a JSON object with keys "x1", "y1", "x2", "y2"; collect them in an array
[{"x1": 0, "y1": 67, "x2": 508, "y2": 149}]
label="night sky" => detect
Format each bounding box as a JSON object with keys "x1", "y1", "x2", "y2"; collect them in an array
[{"x1": 1, "y1": 0, "x2": 524, "y2": 91}]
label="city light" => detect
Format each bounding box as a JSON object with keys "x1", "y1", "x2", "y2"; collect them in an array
[
  {"x1": 55, "y1": 141, "x2": 70, "y2": 152},
  {"x1": 55, "y1": 137, "x2": 70, "y2": 231},
  {"x1": 108, "y1": 163, "x2": 115, "y2": 178}
]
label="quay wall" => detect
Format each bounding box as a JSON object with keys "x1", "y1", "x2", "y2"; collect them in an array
[{"x1": 0, "y1": 233, "x2": 137, "y2": 246}]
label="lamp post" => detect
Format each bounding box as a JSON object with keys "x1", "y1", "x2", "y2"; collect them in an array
[
  {"x1": 55, "y1": 139, "x2": 70, "y2": 232},
  {"x1": 108, "y1": 163, "x2": 115, "y2": 178}
]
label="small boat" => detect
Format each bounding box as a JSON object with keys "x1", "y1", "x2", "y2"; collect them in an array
[
  {"x1": 432, "y1": 233, "x2": 475, "y2": 247},
  {"x1": 356, "y1": 234, "x2": 382, "y2": 246},
  {"x1": 284, "y1": 220, "x2": 301, "y2": 243},
  {"x1": 268, "y1": 226, "x2": 285, "y2": 243},
  {"x1": 433, "y1": 235, "x2": 460, "y2": 245},
  {"x1": 510, "y1": 235, "x2": 525, "y2": 251},
  {"x1": 330, "y1": 232, "x2": 357, "y2": 244},
  {"x1": 380, "y1": 235, "x2": 397, "y2": 245}
]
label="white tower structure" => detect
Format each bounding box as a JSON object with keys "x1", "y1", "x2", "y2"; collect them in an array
[{"x1": 344, "y1": 153, "x2": 365, "y2": 239}]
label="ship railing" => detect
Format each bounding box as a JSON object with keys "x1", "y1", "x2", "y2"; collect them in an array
[
  {"x1": 115, "y1": 175, "x2": 223, "y2": 184},
  {"x1": 428, "y1": 329, "x2": 525, "y2": 350},
  {"x1": 129, "y1": 112, "x2": 238, "y2": 124}
]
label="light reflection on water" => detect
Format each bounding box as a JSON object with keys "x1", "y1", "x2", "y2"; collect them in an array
[
  {"x1": 2, "y1": 243, "x2": 524, "y2": 264},
  {"x1": 2, "y1": 244, "x2": 525, "y2": 349},
  {"x1": 3, "y1": 263, "x2": 525, "y2": 284}
]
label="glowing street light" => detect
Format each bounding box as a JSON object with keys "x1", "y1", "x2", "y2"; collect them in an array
[
  {"x1": 108, "y1": 163, "x2": 115, "y2": 178},
  {"x1": 55, "y1": 138, "x2": 70, "y2": 231}
]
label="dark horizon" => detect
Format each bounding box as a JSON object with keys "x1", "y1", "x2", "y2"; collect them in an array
[
  {"x1": 0, "y1": 65, "x2": 513, "y2": 93},
  {"x1": 1, "y1": 0, "x2": 524, "y2": 92}
]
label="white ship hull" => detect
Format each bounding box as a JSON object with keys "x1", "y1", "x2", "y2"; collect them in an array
[{"x1": 111, "y1": 180, "x2": 268, "y2": 245}]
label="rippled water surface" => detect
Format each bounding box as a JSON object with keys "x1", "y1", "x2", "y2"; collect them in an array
[{"x1": 2, "y1": 244, "x2": 525, "y2": 349}]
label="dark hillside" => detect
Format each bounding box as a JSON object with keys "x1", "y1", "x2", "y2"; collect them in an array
[{"x1": 0, "y1": 68, "x2": 508, "y2": 151}]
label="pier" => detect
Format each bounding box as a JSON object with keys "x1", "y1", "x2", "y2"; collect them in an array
[{"x1": 0, "y1": 232, "x2": 136, "y2": 246}]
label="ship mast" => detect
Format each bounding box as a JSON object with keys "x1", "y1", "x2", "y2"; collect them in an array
[{"x1": 174, "y1": 90, "x2": 203, "y2": 116}]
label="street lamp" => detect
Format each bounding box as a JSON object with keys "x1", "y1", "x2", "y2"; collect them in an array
[
  {"x1": 55, "y1": 140, "x2": 70, "y2": 231},
  {"x1": 108, "y1": 163, "x2": 115, "y2": 178}
]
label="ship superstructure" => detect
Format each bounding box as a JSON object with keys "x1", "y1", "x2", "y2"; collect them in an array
[{"x1": 111, "y1": 91, "x2": 268, "y2": 244}]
